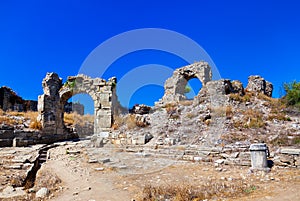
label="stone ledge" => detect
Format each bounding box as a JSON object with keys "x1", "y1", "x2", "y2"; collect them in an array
[{"x1": 280, "y1": 148, "x2": 300, "y2": 155}]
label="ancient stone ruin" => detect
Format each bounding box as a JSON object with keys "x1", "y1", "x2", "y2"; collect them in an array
[
  {"x1": 37, "y1": 73, "x2": 117, "y2": 135},
  {"x1": 0, "y1": 61, "x2": 278, "y2": 148},
  {"x1": 0, "y1": 86, "x2": 37, "y2": 112},
  {"x1": 158, "y1": 61, "x2": 212, "y2": 104}
]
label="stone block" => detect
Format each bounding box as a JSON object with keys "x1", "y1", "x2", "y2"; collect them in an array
[
  {"x1": 132, "y1": 135, "x2": 145, "y2": 145},
  {"x1": 279, "y1": 154, "x2": 294, "y2": 165},
  {"x1": 182, "y1": 155, "x2": 194, "y2": 161},
  {"x1": 280, "y1": 148, "x2": 300, "y2": 155},
  {"x1": 295, "y1": 156, "x2": 300, "y2": 167},
  {"x1": 0, "y1": 130, "x2": 14, "y2": 139},
  {"x1": 99, "y1": 158, "x2": 110, "y2": 164},
  {"x1": 0, "y1": 139, "x2": 13, "y2": 147}
]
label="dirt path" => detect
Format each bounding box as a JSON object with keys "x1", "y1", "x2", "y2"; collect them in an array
[
  {"x1": 34, "y1": 143, "x2": 300, "y2": 201},
  {"x1": 42, "y1": 144, "x2": 132, "y2": 201}
]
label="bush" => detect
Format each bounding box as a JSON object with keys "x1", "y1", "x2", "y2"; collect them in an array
[{"x1": 283, "y1": 81, "x2": 300, "y2": 109}]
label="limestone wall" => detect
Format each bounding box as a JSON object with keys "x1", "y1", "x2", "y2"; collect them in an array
[{"x1": 38, "y1": 73, "x2": 116, "y2": 136}]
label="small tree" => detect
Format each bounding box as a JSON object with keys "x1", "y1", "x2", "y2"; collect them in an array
[
  {"x1": 185, "y1": 85, "x2": 191, "y2": 94},
  {"x1": 283, "y1": 81, "x2": 300, "y2": 109}
]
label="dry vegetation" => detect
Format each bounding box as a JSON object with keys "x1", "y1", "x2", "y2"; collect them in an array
[
  {"x1": 229, "y1": 93, "x2": 252, "y2": 103},
  {"x1": 0, "y1": 109, "x2": 42, "y2": 130},
  {"x1": 63, "y1": 112, "x2": 94, "y2": 127},
  {"x1": 138, "y1": 179, "x2": 257, "y2": 201},
  {"x1": 113, "y1": 114, "x2": 148, "y2": 130}
]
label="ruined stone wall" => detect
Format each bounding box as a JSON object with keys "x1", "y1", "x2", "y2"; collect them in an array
[
  {"x1": 0, "y1": 87, "x2": 37, "y2": 112},
  {"x1": 64, "y1": 102, "x2": 84, "y2": 115},
  {"x1": 157, "y1": 61, "x2": 212, "y2": 105},
  {"x1": 38, "y1": 73, "x2": 116, "y2": 136}
]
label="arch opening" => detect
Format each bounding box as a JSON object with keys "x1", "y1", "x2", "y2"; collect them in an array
[
  {"x1": 63, "y1": 93, "x2": 95, "y2": 138},
  {"x1": 185, "y1": 77, "x2": 203, "y2": 100}
]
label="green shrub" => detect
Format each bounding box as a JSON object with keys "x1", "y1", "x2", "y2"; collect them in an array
[{"x1": 283, "y1": 81, "x2": 300, "y2": 109}]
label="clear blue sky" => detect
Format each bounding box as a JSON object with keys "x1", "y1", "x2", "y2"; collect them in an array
[{"x1": 0, "y1": 1, "x2": 300, "y2": 113}]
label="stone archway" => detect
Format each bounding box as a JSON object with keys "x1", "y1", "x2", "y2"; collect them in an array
[
  {"x1": 159, "y1": 61, "x2": 212, "y2": 103},
  {"x1": 37, "y1": 73, "x2": 117, "y2": 135}
]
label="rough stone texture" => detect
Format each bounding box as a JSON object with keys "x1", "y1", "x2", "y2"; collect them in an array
[
  {"x1": 265, "y1": 81, "x2": 274, "y2": 97},
  {"x1": 157, "y1": 61, "x2": 212, "y2": 104},
  {"x1": 246, "y1": 75, "x2": 273, "y2": 97},
  {"x1": 231, "y1": 80, "x2": 245, "y2": 95},
  {"x1": 38, "y1": 73, "x2": 117, "y2": 136},
  {"x1": 64, "y1": 102, "x2": 84, "y2": 115},
  {"x1": 250, "y1": 143, "x2": 270, "y2": 171},
  {"x1": 37, "y1": 73, "x2": 63, "y2": 135},
  {"x1": 35, "y1": 187, "x2": 49, "y2": 198},
  {"x1": 0, "y1": 86, "x2": 37, "y2": 112},
  {"x1": 129, "y1": 104, "x2": 151, "y2": 115}
]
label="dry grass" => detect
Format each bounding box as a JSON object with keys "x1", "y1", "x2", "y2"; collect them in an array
[
  {"x1": 113, "y1": 114, "x2": 150, "y2": 130},
  {"x1": 138, "y1": 181, "x2": 257, "y2": 201},
  {"x1": 185, "y1": 112, "x2": 196, "y2": 119},
  {"x1": 267, "y1": 113, "x2": 291, "y2": 121},
  {"x1": 221, "y1": 132, "x2": 250, "y2": 143},
  {"x1": 233, "y1": 109, "x2": 266, "y2": 129},
  {"x1": 64, "y1": 112, "x2": 94, "y2": 127},
  {"x1": 126, "y1": 114, "x2": 138, "y2": 129},
  {"x1": 179, "y1": 100, "x2": 193, "y2": 106},
  {"x1": 29, "y1": 120, "x2": 42, "y2": 130},
  {"x1": 270, "y1": 134, "x2": 300, "y2": 146},
  {"x1": 165, "y1": 103, "x2": 177, "y2": 113},
  {"x1": 211, "y1": 106, "x2": 226, "y2": 117},
  {"x1": 225, "y1": 106, "x2": 233, "y2": 119},
  {"x1": 0, "y1": 108, "x2": 4, "y2": 116},
  {"x1": 0, "y1": 116, "x2": 19, "y2": 125},
  {"x1": 24, "y1": 111, "x2": 38, "y2": 122},
  {"x1": 112, "y1": 114, "x2": 137, "y2": 130},
  {"x1": 0, "y1": 109, "x2": 41, "y2": 129},
  {"x1": 229, "y1": 93, "x2": 252, "y2": 103},
  {"x1": 113, "y1": 115, "x2": 126, "y2": 129}
]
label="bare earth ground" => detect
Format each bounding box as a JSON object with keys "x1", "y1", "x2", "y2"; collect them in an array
[
  {"x1": 32, "y1": 141, "x2": 300, "y2": 201},
  {"x1": 0, "y1": 141, "x2": 299, "y2": 201}
]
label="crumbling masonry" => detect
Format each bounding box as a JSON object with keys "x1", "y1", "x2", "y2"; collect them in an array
[{"x1": 38, "y1": 73, "x2": 117, "y2": 135}]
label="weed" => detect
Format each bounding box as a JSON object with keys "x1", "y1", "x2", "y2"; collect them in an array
[
  {"x1": 267, "y1": 113, "x2": 291, "y2": 121},
  {"x1": 138, "y1": 180, "x2": 257, "y2": 201},
  {"x1": 229, "y1": 93, "x2": 252, "y2": 103},
  {"x1": 292, "y1": 136, "x2": 300, "y2": 144},
  {"x1": 244, "y1": 185, "x2": 257, "y2": 194},
  {"x1": 225, "y1": 106, "x2": 233, "y2": 119},
  {"x1": 233, "y1": 109, "x2": 266, "y2": 129}
]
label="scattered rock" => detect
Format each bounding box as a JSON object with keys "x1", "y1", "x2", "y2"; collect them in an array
[
  {"x1": 95, "y1": 167, "x2": 104, "y2": 171},
  {"x1": 280, "y1": 148, "x2": 300, "y2": 155},
  {"x1": 66, "y1": 150, "x2": 80, "y2": 154},
  {"x1": 99, "y1": 158, "x2": 110, "y2": 164},
  {"x1": 36, "y1": 187, "x2": 49, "y2": 198},
  {"x1": 215, "y1": 159, "x2": 225, "y2": 164},
  {"x1": 88, "y1": 159, "x2": 98, "y2": 163}
]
